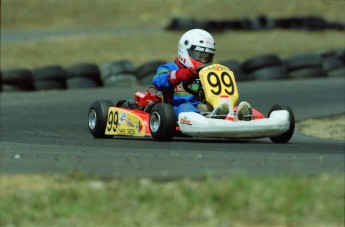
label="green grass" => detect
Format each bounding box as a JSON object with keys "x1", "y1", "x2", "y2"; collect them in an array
[
  {"x1": 1, "y1": 174, "x2": 344, "y2": 227},
  {"x1": 2, "y1": 0, "x2": 345, "y2": 30},
  {"x1": 2, "y1": 31, "x2": 345, "y2": 69},
  {"x1": 1, "y1": 0, "x2": 345, "y2": 69}
]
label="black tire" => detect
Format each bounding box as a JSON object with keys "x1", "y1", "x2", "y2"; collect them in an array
[
  {"x1": 234, "y1": 18, "x2": 252, "y2": 30},
  {"x1": 1, "y1": 84, "x2": 25, "y2": 92},
  {"x1": 274, "y1": 17, "x2": 297, "y2": 29},
  {"x1": 242, "y1": 54, "x2": 282, "y2": 74},
  {"x1": 100, "y1": 60, "x2": 137, "y2": 80},
  {"x1": 65, "y1": 63, "x2": 102, "y2": 86},
  {"x1": 149, "y1": 103, "x2": 176, "y2": 141},
  {"x1": 268, "y1": 104, "x2": 295, "y2": 143},
  {"x1": 32, "y1": 66, "x2": 66, "y2": 80},
  {"x1": 88, "y1": 100, "x2": 114, "y2": 138},
  {"x1": 318, "y1": 48, "x2": 345, "y2": 63},
  {"x1": 318, "y1": 48, "x2": 343, "y2": 59},
  {"x1": 102, "y1": 73, "x2": 138, "y2": 87},
  {"x1": 34, "y1": 80, "x2": 67, "y2": 90},
  {"x1": 288, "y1": 67, "x2": 327, "y2": 79},
  {"x1": 254, "y1": 15, "x2": 275, "y2": 30},
  {"x1": 166, "y1": 18, "x2": 206, "y2": 31},
  {"x1": 31, "y1": 66, "x2": 67, "y2": 90},
  {"x1": 336, "y1": 49, "x2": 345, "y2": 63},
  {"x1": 1, "y1": 68, "x2": 35, "y2": 91},
  {"x1": 139, "y1": 74, "x2": 155, "y2": 85},
  {"x1": 219, "y1": 59, "x2": 242, "y2": 71},
  {"x1": 136, "y1": 60, "x2": 166, "y2": 80},
  {"x1": 274, "y1": 16, "x2": 326, "y2": 30},
  {"x1": 284, "y1": 53, "x2": 322, "y2": 72},
  {"x1": 322, "y1": 57, "x2": 344, "y2": 71},
  {"x1": 249, "y1": 66, "x2": 288, "y2": 80},
  {"x1": 327, "y1": 67, "x2": 345, "y2": 78},
  {"x1": 67, "y1": 77, "x2": 99, "y2": 89},
  {"x1": 219, "y1": 59, "x2": 248, "y2": 81}
]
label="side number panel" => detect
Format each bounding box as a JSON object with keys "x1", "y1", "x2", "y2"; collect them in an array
[
  {"x1": 105, "y1": 107, "x2": 146, "y2": 136},
  {"x1": 106, "y1": 109, "x2": 119, "y2": 133}
]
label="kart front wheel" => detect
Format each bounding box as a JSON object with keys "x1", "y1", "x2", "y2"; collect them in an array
[
  {"x1": 268, "y1": 104, "x2": 295, "y2": 143},
  {"x1": 88, "y1": 100, "x2": 113, "y2": 138},
  {"x1": 149, "y1": 103, "x2": 176, "y2": 141}
]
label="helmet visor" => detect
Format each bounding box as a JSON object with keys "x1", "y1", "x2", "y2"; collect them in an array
[{"x1": 188, "y1": 49, "x2": 214, "y2": 64}]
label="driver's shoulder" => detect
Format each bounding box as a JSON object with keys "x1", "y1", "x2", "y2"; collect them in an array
[{"x1": 158, "y1": 62, "x2": 179, "y2": 71}]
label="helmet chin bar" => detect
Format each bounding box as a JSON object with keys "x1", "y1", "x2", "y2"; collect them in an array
[{"x1": 190, "y1": 57, "x2": 205, "y2": 68}]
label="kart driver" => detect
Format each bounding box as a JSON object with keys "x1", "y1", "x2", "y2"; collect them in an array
[{"x1": 152, "y1": 29, "x2": 252, "y2": 120}]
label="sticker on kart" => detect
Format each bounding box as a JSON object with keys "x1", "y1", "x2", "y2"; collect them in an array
[{"x1": 105, "y1": 107, "x2": 145, "y2": 136}]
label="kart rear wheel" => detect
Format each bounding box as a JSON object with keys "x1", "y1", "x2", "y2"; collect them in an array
[
  {"x1": 268, "y1": 104, "x2": 295, "y2": 143},
  {"x1": 149, "y1": 103, "x2": 176, "y2": 141},
  {"x1": 88, "y1": 100, "x2": 114, "y2": 138}
]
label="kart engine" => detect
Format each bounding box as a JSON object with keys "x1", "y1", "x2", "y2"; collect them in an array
[{"x1": 134, "y1": 89, "x2": 162, "y2": 109}]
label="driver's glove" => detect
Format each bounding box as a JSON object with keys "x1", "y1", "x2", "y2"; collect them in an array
[{"x1": 169, "y1": 67, "x2": 197, "y2": 86}]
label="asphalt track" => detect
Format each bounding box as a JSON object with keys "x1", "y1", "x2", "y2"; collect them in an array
[{"x1": 0, "y1": 78, "x2": 344, "y2": 179}]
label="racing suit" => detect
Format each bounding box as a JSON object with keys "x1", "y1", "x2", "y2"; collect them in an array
[{"x1": 152, "y1": 58, "x2": 200, "y2": 118}]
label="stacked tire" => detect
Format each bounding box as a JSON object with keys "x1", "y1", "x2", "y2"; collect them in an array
[
  {"x1": 1, "y1": 48, "x2": 344, "y2": 93},
  {"x1": 65, "y1": 63, "x2": 102, "y2": 89},
  {"x1": 135, "y1": 60, "x2": 166, "y2": 85},
  {"x1": 32, "y1": 66, "x2": 67, "y2": 90},
  {"x1": 166, "y1": 16, "x2": 345, "y2": 32},
  {"x1": 241, "y1": 54, "x2": 288, "y2": 80},
  {"x1": 320, "y1": 49, "x2": 345, "y2": 78},
  {"x1": 219, "y1": 59, "x2": 247, "y2": 81},
  {"x1": 283, "y1": 53, "x2": 327, "y2": 79},
  {"x1": 100, "y1": 60, "x2": 138, "y2": 87},
  {"x1": 1, "y1": 68, "x2": 35, "y2": 92},
  {"x1": 283, "y1": 49, "x2": 345, "y2": 79}
]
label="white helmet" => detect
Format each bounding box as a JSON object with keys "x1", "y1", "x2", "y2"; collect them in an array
[{"x1": 177, "y1": 29, "x2": 216, "y2": 68}]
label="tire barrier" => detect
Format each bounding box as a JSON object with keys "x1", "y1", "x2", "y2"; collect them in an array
[
  {"x1": 1, "y1": 68, "x2": 35, "y2": 91},
  {"x1": 100, "y1": 60, "x2": 138, "y2": 87},
  {"x1": 166, "y1": 16, "x2": 345, "y2": 31},
  {"x1": 218, "y1": 59, "x2": 247, "y2": 81},
  {"x1": 1, "y1": 48, "x2": 344, "y2": 92},
  {"x1": 32, "y1": 66, "x2": 67, "y2": 90},
  {"x1": 136, "y1": 60, "x2": 167, "y2": 85},
  {"x1": 65, "y1": 63, "x2": 103, "y2": 89},
  {"x1": 242, "y1": 54, "x2": 283, "y2": 74},
  {"x1": 249, "y1": 66, "x2": 288, "y2": 81}
]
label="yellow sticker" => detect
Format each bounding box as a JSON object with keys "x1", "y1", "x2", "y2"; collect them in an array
[{"x1": 105, "y1": 107, "x2": 146, "y2": 137}]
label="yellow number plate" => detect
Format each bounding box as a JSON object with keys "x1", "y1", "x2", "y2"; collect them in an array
[{"x1": 199, "y1": 64, "x2": 239, "y2": 108}]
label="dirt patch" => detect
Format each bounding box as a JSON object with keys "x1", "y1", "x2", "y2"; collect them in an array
[{"x1": 297, "y1": 114, "x2": 345, "y2": 140}]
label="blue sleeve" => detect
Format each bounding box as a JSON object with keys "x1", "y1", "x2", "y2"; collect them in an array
[{"x1": 152, "y1": 63, "x2": 179, "y2": 90}]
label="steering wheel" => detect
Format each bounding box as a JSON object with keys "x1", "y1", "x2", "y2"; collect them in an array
[{"x1": 182, "y1": 64, "x2": 210, "y2": 96}]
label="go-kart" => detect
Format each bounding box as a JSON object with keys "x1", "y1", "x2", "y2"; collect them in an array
[{"x1": 88, "y1": 64, "x2": 295, "y2": 143}]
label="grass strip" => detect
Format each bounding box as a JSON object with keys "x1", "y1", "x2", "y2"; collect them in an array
[
  {"x1": 2, "y1": 31, "x2": 345, "y2": 69},
  {"x1": 2, "y1": 0, "x2": 345, "y2": 31},
  {"x1": 0, "y1": 174, "x2": 343, "y2": 227}
]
